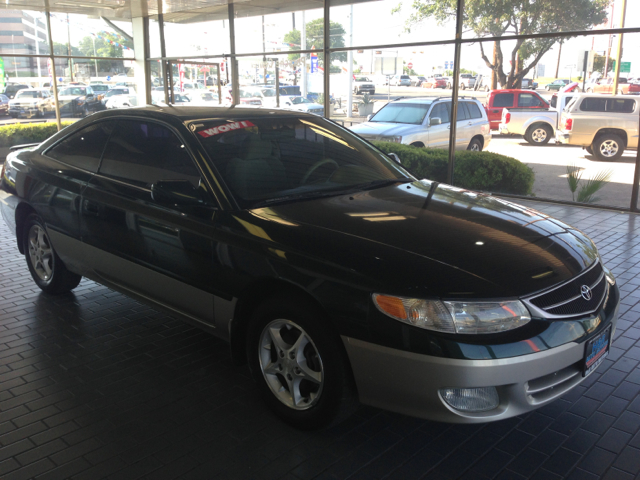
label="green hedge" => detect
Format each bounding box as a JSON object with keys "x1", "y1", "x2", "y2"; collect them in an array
[
  {"x1": 0, "y1": 122, "x2": 73, "y2": 148},
  {"x1": 372, "y1": 141, "x2": 534, "y2": 196}
]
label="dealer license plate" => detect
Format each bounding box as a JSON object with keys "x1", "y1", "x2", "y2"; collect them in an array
[{"x1": 583, "y1": 325, "x2": 611, "y2": 377}]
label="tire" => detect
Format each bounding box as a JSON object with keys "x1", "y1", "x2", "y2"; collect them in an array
[
  {"x1": 586, "y1": 88, "x2": 593, "y2": 93},
  {"x1": 467, "y1": 138, "x2": 482, "y2": 151},
  {"x1": 353, "y1": 87, "x2": 358, "y2": 95},
  {"x1": 524, "y1": 124, "x2": 553, "y2": 145},
  {"x1": 460, "y1": 83, "x2": 466, "y2": 90},
  {"x1": 545, "y1": 86, "x2": 550, "y2": 91},
  {"x1": 247, "y1": 296, "x2": 356, "y2": 430},
  {"x1": 484, "y1": 86, "x2": 490, "y2": 92},
  {"x1": 447, "y1": 82, "x2": 452, "y2": 89},
  {"x1": 585, "y1": 146, "x2": 593, "y2": 155},
  {"x1": 82, "y1": 107, "x2": 90, "y2": 117},
  {"x1": 592, "y1": 134, "x2": 625, "y2": 161},
  {"x1": 23, "y1": 214, "x2": 82, "y2": 294}
]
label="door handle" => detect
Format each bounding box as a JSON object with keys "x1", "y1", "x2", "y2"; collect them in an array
[{"x1": 83, "y1": 199, "x2": 100, "y2": 216}]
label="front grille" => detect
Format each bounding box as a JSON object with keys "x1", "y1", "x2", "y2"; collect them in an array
[
  {"x1": 525, "y1": 361, "x2": 582, "y2": 404},
  {"x1": 526, "y1": 262, "x2": 607, "y2": 317}
]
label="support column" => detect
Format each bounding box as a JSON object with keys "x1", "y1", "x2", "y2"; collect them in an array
[
  {"x1": 446, "y1": 0, "x2": 464, "y2": 185},
  {"x1": 323, "y1": 0, "x2": 330, "y2": 117},
  {"x1": 228, "y1": 2, "x2": 239, "y2": 105},
  {"x1": 132, "y1": 16, "x2": 151, "y2": 105}
]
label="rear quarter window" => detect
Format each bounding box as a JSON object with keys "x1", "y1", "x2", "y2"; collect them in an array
[
  {"x1": 579, "y1": 97, "x2": 636, "y2": 113},
  {"x1": 493, "y1": 93, "x2": 514, "y2": 108},
  {"x1": 465, "y1": 102, "x2": 484, "y2": 119}
]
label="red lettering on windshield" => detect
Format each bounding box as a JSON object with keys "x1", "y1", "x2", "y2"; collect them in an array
[{"x1": 197, "y1": 120, "x2": 255, "y2": 138}]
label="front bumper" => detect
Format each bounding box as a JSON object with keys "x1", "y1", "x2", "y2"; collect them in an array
[
  {"x1": 343, "y1": 300, "x2": 618, "y2": 423},
  {"x1": 8, "y1": 106, "x2": 38, "y2": 117}
]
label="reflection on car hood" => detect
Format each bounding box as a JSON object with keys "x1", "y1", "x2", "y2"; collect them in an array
[
  {"x1": 237, "y1": 181, "x2": 597, "y2": 299},
  {"x1": 351, "y1": 122, "x2": 420, "y2": 137}
]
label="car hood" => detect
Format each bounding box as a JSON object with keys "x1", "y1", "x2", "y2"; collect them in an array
[
  {"x1": 351, "y1": 122, "x2": 419, "y2": 137},
  {"x1": 232, "y1": 180, "x2": 597, "y2": 299}
]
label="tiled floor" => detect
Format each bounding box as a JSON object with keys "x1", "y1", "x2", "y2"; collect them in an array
[{"x1": 1, "y1": 198, "x2": 640, "y2": 480}]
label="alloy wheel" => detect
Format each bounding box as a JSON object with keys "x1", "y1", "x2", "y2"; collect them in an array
[
  {"x1": 258, "y1": 319, "x2": 324, "y2": 410},
  {"x1": 599, "y1": 140, "x2": 619, "y2": 158},
  {"x1": 27, "y1": 225, "x2": 53, "y2": 282},
  {"x1": 531, "y1": 127, "x2": 548, "y2": 143}
]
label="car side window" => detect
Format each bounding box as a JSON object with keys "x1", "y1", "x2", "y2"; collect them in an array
[
  {"x1": 465, "y1": 102, "x2": 483, "y2": 119},
  {"x1": 99, "y1": 120, "x2": 201, "y2": 188},
  {"x1": 518, "y1": 93, "x2": 543, "y2": 107},
  {"x1": 579, "y1": 97, "x2": 607, "y2": 112},
  {"x1": 493, "y1": 94, "x2": 514, "y2": 108},
  {"x1": 456, "y1": 102, "x2": 469, "y2": 121},
  {"x1": 46, "y1": 121, "x2": 117, "y2": 172},
  {"x1": 429, "y1": 102, "x2": 451, "y2": 124}
]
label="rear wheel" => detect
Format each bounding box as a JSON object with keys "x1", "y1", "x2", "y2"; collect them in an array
[
  {"x1": 467, "y1": 138, "x2": 482, "y2": 151},
  {"x1": 545, "y1": 85, "x2": 550, "y2": 91},
  {"x1": 592, "y1": 134, "x2": 624, "y2": 161},
  {"x1": 524, "y1": 124, "x2": 553, "y2": 145},
  {"x1": 585, "y1": 146, "x2": 593, "y2": 155},
  {"x1": 247, "y1": 296, "x2": 356, "y2": 429},
  {"x1": 23, "y1": 214, "x2": 82, "y2": 294}
]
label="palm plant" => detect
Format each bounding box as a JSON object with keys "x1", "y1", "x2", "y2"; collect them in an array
[{"x1": 566, "y1": 163, "x2": 612, "y2": 203}]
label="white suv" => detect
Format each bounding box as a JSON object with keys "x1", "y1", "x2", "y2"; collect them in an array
[{"x1": 350, "y1": 97, "x2": 491, "y2": 151}]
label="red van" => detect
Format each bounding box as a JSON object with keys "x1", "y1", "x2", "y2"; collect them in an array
[{"x1": 484, "y1": 89, "x2": 549, "y2": 130}]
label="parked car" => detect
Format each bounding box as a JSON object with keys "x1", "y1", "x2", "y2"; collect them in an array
[
  {"x1": 545, "y1": 79, "x2": 571, "y2": 91},
  {"x1": 151, "y1": 92, "x2": 191, "y2": 106},
  {"x1": 0, "y1": 94, "x2": 9, "y2": 115},
  {"x1": 484, "y1": 89, "x2": 550, "y2": 130},
  {"x1": 353, "y1": 76, "x2": 376, "y2": 95},
  {"x1": 1, "y1": 107, "x2": 619, "y2": 429},
  {"x1": 57, "y1": 86, "x2": 100, "y2": 116},
  {"x1": 586, "y1": 77, "x2": 640, "y2": 95},
  {"x1": 498, "y1": 92, "x2": 578, "y2": 145},
  {"x1": 350, "y1": 97, "x2": 491, "y2": 151},
  {"x1": 521, "y1": 79, "x2": 538, "y2": 90},
  {"x1": 459, "y1": 73, "x2": 476, "y2": 90},
  {"x1": 556, "y1": 93, "x2": 639, "y2": 161},
  {"x1": 421, "y1": 77, "x2": 447, "y2": 89},
  {"x1": 280, "y1": 95, "x2": 324, "y2": 114},
  {"x1": 105, "y1": 94, "x2": 138, "y2": 109},
  {"x1": 101, "y1": 87, "x2": 135, "y2": 107},
  {"x1": 2, "y1": 83, "x2": 30, "y2": 99},
  {"x1": 410, "y1": 76, "x2": 427, "y2": 87},
  {"x1": 8, "y1": 88, "x2": 54, "y2": 118},
  {"x1": 390, "y1": 74, "x2": 412, "y2": 86}
]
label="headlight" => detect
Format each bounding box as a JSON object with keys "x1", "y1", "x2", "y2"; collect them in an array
[
  {"x1": 372, "y1": 294, "x2": 531, "y2": 334},
  {"x1": 602, "y1": 262, "x2": 616, "y2": 286},
  {"x1": 380, "y1": 135, "x2": 402, "y2": 143}
]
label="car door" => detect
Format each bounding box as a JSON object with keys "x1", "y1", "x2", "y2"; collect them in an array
[
  {"x1": 37, "y1": 120, "x2": 117, "y2": 274},
  {"x1": 80, "y1": 118, "x2": 219, "y2": 323},
  {"x1": 488, "y1": 92, "x2": 515, "y2": 129},
  {"x1": 517, "y1": 92, "x2": 547, "y2": 111},
  {"x1": 426, "y1": 101, "x2": 452, "y2": 149},
  {"x1": 454, "y1": 102, "x2": 471, "y2": 149}
]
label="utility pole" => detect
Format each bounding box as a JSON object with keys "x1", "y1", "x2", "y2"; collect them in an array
[
  {"x1": 612, "y1": 0, "x2": 627, "y2": 94},
  {"x1": 67, "y1": 13, "x2": 74, "y2": 81}
]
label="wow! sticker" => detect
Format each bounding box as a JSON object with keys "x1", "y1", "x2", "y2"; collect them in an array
[{"x1": 197, "y1": 120, "x2": 256, "y2": 138}]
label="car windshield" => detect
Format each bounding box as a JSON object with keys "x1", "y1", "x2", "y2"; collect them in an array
[
  {"x1": 291, "y1": 97, "x2": 312, "y2": 105},
  {"x1": 193, "y1": 116, "x2": 412, "y2": 209},
  {"x1": 174, "y1": 94, "x2": 190, "y2": 102},
  {"x1": 91, "y1": 85, "x2": 109, "y2": 92},
  {"x1": 370, "y1": 102, "x2": 432, "y2": 124},
  {"x1": 16, "y1": 91, "x2": 40, "y2": 98},
  {"x1": 60, "y1": 88, "x2": 86, "y2": 96},
  {"x1": 355, "y1": 77, "x2": 371, "y2": 82}
]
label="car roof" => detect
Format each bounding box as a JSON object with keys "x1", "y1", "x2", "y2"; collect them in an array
[
  {"x1": 76, "y1": 105, "x2": 322, "y2": 123},
  {"x1": 392, "y1": 97, "x2": 436, "y2": 104}
]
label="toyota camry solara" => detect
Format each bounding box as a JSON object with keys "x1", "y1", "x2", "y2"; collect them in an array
[{"x1": 0, "y1": 106, "x2": 619, "y2": 429}]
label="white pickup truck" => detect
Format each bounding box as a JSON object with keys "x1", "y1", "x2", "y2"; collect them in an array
[{"x1": 498, "y1": 92, "x2": 578, "y2": 145}]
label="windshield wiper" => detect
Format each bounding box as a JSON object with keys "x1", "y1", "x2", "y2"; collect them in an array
[
  {"x1": 251, "y1": 187, "x2": 359, "y2": 207},
  {"x1": 356, "y1": 178, "x2": 413, "y2": 191}
]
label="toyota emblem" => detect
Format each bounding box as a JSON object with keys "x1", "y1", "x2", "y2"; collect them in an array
[{"x1": 581, "y1": 285, "x2": 592, "y2": 301}]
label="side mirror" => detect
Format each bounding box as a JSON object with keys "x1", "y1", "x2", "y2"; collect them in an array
[
  {"x1": 388, "y1": 152, "x2": 401, "y2": 165},
  {"x1": 429, "y1": 117, "x2": 442, "y2": 126},
  {"x1": 151, "y1": 179, "x2": 205, "y2": 207},
  {"x1": 366, "y1": 114, "x2": 372, "y2": 121}
]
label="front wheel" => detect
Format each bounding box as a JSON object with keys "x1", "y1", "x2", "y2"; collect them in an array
[
  {"x1": 23, "y1": 214, "x2": 82, "y2": 294},
  {"x1": 545, "y1": 86, "x2": 550, "y2": 91},
  {"x1": 460, "y1": 83, "x2": 466, "y2": 90},
  {"x1": 247, "y1": 296, "x2": 356, "y2": 429},
  {"x1": 592, "y1": 134, "x2": 625, "y2": 161}
]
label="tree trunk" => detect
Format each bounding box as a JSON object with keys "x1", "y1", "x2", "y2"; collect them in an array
[
  {"x1": 491, "y1": 42, "x2": 498, "y2": 89},
  {"x1": 555, "y1": 41, "x2": 563, "y2": 78}
]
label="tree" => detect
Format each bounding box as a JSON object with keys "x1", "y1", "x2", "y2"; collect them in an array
[
  {"x1": 284, "y1": 19, "x2": 347, "y2": 66},
  {"x1": 399, "y1": 0, "x2": 608, "y2": 89},
  {"x1": 593, "y1": 53, "x2": 614, "y2": 76}
]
